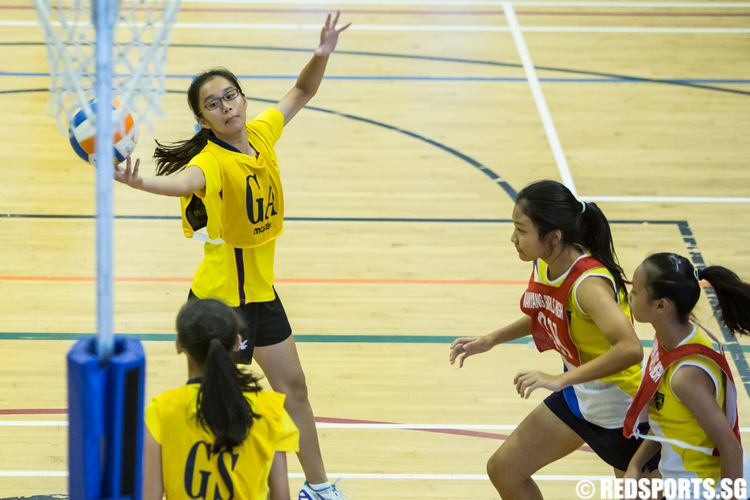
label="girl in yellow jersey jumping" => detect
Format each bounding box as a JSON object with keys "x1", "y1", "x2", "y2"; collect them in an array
[
  {"x1": 449, "y1": 180, "x2": 657, "y2": 498},
  {"x1": 116, "y1": 12, "x2": 350, "y2": 500},
  {"x1": 144, "y1": 298, "x2": 299, "y2": 500},
  {"x1": 624, "y1": 253, "x2": 750, "y2": 499}
]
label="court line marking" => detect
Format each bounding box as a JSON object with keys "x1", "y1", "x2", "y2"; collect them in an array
[
  {"x1": 4, "y1": 20, "x2": 750, "y2": 33},
  {"x1": 179, "y1": 0, "x2": 750, "y2": 7},
  {"x1": 503, "y1": 2, "x2": 576, "y2": 197},
  {"x1": 0, "y1": 471, "x2": 633, "y2": 481},
  {"x1": 8, "y1": 3, "x2": 750, "y2": 15},
  {"x1": 4, "y1": 72, "x2": 750, "y2": 84},
  {"x1": 3, "y1": 48, "x2": 749, "y2": 98},
  {"x1": 4, "y1": 421, "x2": 750, "y2": 432},
  {"x1": 584, "y1": 196, "x2": 750, "y2": 203}
]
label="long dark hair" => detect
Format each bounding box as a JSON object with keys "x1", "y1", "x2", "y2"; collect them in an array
[
  {"x1": 516, "y1": 180, "x2": 628, "y2": 295},
  {"x1": 153, "y1": 68, "x2": 244, "y2": 175},
  {"x1": 176, "y1": 298, "x2": 261, "y2": 453},
  {"x1": 642, "y1": 252, "x2": 750, "y2": 336}
]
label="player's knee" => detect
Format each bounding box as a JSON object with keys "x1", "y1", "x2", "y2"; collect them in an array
[
  {"x1": 278, "y1": 369, "x2": 309, "y2": 402},
  {"x1": 487, "y1": 448, "x2": 516, "y2": 487}
]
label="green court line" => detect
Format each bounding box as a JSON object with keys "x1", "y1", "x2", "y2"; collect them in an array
[
  {"x1": 5, "y1": 332, "x2": 750, "y2": 353},
  {"x1": 0, "y1": 331, "x2": 658, "y2": 350},
  {"x1": 4, "y1": 332, "x2": 749, "y2": 352}
]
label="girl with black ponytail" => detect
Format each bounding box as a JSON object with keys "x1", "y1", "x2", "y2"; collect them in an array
[
  {"x1": 450, "y1": 179, "x2": 656, "y2": 497},
  {"x1": 143, "y1": 298, "x2": 299, "y2": 500},
  {"x1": 624, "y1": 253, "x2": 750, "y2": 496},
  {"x1": 116, "y1": 12, "x2": 351, "y2": 499}
]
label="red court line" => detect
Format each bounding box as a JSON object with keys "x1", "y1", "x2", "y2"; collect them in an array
[
  {"x1": 0, "y1": 410, "x2": 595, "y2": 453},
  {"x1": 0, "y1": 276, "x2": 526, "y2": 286},
  {"x1": 0, "y1": 409, "x2": 67, "y2": 415}
]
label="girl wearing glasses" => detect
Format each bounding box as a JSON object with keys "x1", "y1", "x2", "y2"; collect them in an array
[
  {"x1": 115, "y1": 12, "x2": 350, "y2": 500},
  {"x1": 623, "y1": 253, "x2": 750, "y2": 498}
]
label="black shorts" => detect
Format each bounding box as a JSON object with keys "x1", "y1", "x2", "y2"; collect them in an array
[
  {"x1": 188, "y1": 288, "x2": 292, "y2": 364},
  {"x1": 544, "y1": 390, "x2": 660, "y2": 472}
]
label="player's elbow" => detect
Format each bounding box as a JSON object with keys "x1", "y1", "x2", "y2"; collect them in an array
[{"x1": 617, "y1": 338, "x2": 644, "y2": 367}]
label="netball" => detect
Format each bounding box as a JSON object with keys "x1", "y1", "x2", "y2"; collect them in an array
[{"x1": 68, "y1": 99, "x2": 138, "y2": 165}]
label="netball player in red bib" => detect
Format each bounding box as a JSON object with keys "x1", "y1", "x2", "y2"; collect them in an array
[
  {"x1": 449, "y1": 180, "x2": 656, "y2": 498},
  {"x1": 623, "y1": 253, "x2": 750, "y2": 497}
]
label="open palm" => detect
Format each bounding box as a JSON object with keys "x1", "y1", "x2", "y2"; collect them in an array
[{"x1": 315, "y1": 11, "x2": 351, "y2": 57}]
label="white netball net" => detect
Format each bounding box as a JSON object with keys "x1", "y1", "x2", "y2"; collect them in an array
[{"x1": 33, "y1": 0, "x2": 181, "y2": 134}]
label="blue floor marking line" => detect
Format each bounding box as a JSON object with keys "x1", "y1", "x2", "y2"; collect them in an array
[
  {"x1": 4, "y1": 71, "x2": 750, "y2": 84},
  {"x1": 1, "y1": 43, "x2": 749, "y2": 96},
  {"x1": 677, "y1": 221, "x2": 750, "y2": 395}
]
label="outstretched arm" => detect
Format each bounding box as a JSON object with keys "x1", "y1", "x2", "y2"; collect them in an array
[
  {"x1": 274, "y1": 11, "x2": 351, "y2": 125},
  {"x1": 114, "y1": 156, "x2": 206, "y2": 197},
  {"x1": 449, "y1": 316, "x2": 532, "y2": 368}
]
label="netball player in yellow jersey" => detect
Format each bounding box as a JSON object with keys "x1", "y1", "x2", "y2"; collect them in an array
[
  {"x1": 116, "y1": 12, "x2": 350, "y2": 500},
  {"x1": 449, "y1": 180, "x2": 657, "y2": 498},
  {"x1": 624, "y1": 253, "x2": 750, "y2": 499},
  {"x1": 144, "y1": 299, "x2": 299, "y2": 500}
]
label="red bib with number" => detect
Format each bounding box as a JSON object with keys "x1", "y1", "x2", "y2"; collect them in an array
[{"x1": 520, "y1": 257, "x2": 603, "y2": 367}]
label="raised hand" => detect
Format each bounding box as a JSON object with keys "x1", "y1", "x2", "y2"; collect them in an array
[
  {"x1": 114, "y1": 155, "x2": 142, "y2": 188},
  {"x1": 315, "y1": 11, "x2": 351, "y2": 57}
]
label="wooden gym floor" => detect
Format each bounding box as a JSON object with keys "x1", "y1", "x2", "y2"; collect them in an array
[{"x1": 0, "y1": 1, "x2": 749, "y2": 498}]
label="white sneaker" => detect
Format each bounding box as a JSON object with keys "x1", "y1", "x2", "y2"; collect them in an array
[{"x1": 298, "y1": 481, "x2": 347, "y2": 500}]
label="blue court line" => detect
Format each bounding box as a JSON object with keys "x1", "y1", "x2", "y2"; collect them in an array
[
  {"x1": 1, "y1": 42, "x2": 749, "y2": 96},
  {"x1": 3, "y1": 71, "x2": 750, "y2": 84},
  {"x1": 676, "y1": 221, "x2": 750, "y2": 392}
]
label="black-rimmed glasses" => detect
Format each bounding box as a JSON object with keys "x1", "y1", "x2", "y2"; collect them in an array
[{"x1": 204, "y1": 88, "x2": 241, "y2": 112}]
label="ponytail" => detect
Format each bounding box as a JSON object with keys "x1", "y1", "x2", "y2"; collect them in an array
[
  {"x1": 642, "y1": 253, "x2": 750, "y2": 337},
  {"x1": 197, "y1": 337, "x2": 261, "y2": 453},
  {"x1": 153, "y1": 66, "x2": 245, "y2": 176},
  {"x1": 699, "y1": 266, "x2": 750, "y2": 337},
  {"x1": 153, "y1": 129, "x2": 211, "y2": 176},
  {"x1": 176, "y1": 298, "x2": 261, "y2": 453},
  {"x1": 516, "y1": 180, "x2": 627, "y2": 295},
  {"x1": 579, "y1": 202, "x2": 627, "y2": 294}
]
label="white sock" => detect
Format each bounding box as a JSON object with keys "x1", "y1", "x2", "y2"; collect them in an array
[{"x1": 309, "y1": 482, "x2": 332, "y2": 491}]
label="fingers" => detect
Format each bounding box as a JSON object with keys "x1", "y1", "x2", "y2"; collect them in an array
[
  {"x1": 337, "y1": 22, "x2": 352, "y2": 33},
  {"x1": 332, "y1": 10, "x2": 340, "y2": 27},
  {"x1": 514, "y1": 370, "x2": 537, "y2": 399},
  {"x1": 448, "y1": 338, "x2": 475, "y2": 366}
]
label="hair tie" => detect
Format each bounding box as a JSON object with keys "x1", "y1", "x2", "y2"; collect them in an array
[
  {"x1": 694, "y1": 268, "x2": 701, "y2": 282},
  {"x1": 580, "y1": 201, "x2": 587, "y2": 214}
]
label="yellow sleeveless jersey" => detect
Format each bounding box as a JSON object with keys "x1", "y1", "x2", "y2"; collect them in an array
[
  {"x1": 180, "y1": 108, "x2": 284, "y2": 305},
  {"x1": 537, "y1": 254, "x2": 641, "y2": 428},
  {"x1": 648, "y1": 325, "x2": 726, "y2": 482},
  {"x1": 145, "y1": 383, "x2": 299, "y2": 500}
]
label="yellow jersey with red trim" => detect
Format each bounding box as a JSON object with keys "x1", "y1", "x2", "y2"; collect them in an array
[
  {"x1": 536, "y1": 254, "x2": 642, "y2": 428},
  {"x1": 648, "y1": 325, "x2": 727, "y2": 482},
  {"x1": 145, "y1": 383, "x2": 299, "y2": 500},
  {"x1": 180, "y1": 108, "x2": 284, "y2": 305}
]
